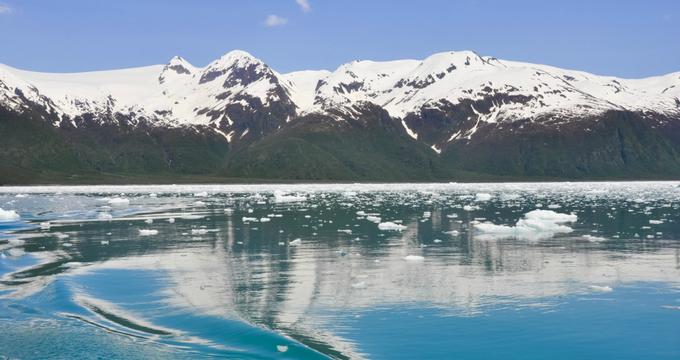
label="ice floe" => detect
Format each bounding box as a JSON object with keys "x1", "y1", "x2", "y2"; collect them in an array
[
  {"x1": 274, "y1": 190, "x2": 306, "y2": 203},
  {"x1": 582, "y1": 234, "x2": 606, "y2": 242},
  {"x1": 378, "y1": 222, "x2": 407, "y2": 231},
  {"x1": 588, "y1": 285, "x2": 613, "y2": 293},
  {"x1": 108, "y1": 198, "x2": 130, "y2": 207},
  {"x1": 366, "y1": 215, "x2": 381, "y2": 223},
  {"x1": 474, "y1": 209, "x2": 577, "y2": 240},
  {"x1": 475, "y1": 193, "x2": 492, "y2": 202},
  {"x1": 0, "y1": 208, "x2": 20, "y2": 222}
]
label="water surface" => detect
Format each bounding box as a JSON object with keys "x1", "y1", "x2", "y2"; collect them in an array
[{"x1": 1, "y1": 183, "x2": 679, "y2": 359}]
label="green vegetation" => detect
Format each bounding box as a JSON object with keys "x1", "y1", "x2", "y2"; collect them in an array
[{"x1": 2, "y1": 107, "x2": 680, "y2": 185}]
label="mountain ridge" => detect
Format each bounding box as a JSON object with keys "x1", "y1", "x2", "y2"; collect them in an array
[{"x1": 1, "y1": 49, "x2": 680, "y2": 184}]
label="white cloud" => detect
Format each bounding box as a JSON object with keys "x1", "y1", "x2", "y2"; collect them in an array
[
  {"x1": 296, "y1": 0, "x2": 311, "y2": 12},
  {"x1": 264, "y1": 14, "x2": 288, "y2": 27},
  {"x1": 0, "y1": 4, "x2": 12, "y2": 14}
]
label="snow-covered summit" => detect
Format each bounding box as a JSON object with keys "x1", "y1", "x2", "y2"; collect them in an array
[{"x1": 1, "y1": 49, "x2": 679, "y2": 132}]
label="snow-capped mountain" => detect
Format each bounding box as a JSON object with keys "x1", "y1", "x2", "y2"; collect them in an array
[
  {"x1": 2, "y1": 49, "x2": 680, "y2": 183},
  {"x1": 2, "y1": 50, "x2": 679, "y2": 137}
]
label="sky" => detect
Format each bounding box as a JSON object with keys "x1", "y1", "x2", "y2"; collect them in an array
[{"x1": 0, "y1": 0, "x2": 678, "y2": 78}]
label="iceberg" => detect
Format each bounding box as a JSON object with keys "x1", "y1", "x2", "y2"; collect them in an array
[
  {"x1": 474, "y1": 209, "x2": 577, "y2": 240},
  {"x1": 108, "y1": 198, "x2": 130, "y2": 207},
  {"x1": 378, "y1": 221, "x2": 407, "y2": 231},
  {"x1": 0, "y1": 208, "x2": 20, "y2": 222}
]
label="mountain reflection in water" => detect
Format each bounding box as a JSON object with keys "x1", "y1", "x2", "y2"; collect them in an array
[{"x1": 1, "y1": 183, "x2": 679, "y2": 359}]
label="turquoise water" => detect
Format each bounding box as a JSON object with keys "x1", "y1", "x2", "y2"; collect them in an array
[{"x1": 0, "y1": 183, "x2": 679, "y2": 359}]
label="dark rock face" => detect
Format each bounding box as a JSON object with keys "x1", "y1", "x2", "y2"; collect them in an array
[
  {"x1": 222, "y1": 63, "x2": 274, "y2": 88},
  {"x1": 402, "y1": 93, "x2": 534, "y2": 148}
]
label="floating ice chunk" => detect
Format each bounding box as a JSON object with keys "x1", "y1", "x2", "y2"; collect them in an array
[
  {"x1": 40, "y1": 221, "x2": 51, "y2": 229},
  {"x1": 463, "y1": 205, "x2": 479, "y2": 211},
  {"x1": 433, "y1": 239, "x2": 442, "y2": 243},
  {"x1": 0, "y1": 208, "x2": 20, "y2": 222},
  {"x1": 139, "y1": 229, "x2": 158, "y2": 236},
  {"x1": 356, "y1": 211, "x2": 367, "y2": 216},
  {"x1": 149, "y1": 193, "x2": 158, "y2": 198},
  {"x1": 446, "y1": 214, "x2": 458, "y2": 219},
  {"x1": 62, "y1": 242, "x2": 73, "y2": 247},
  {"x1": 108, "y1": 198, "x2": 129, "y2": 207},
  {"x1": 144, "y1": 219, "x2": 153, "y2": 224},
  {"x1": 194, "y1": 191, "x2": 208, "y2": 197},
  {"x1": 260, "y1": 217, "x2": 271, "y2": 222},
  {"x1": 444, "y1": 230, "x2": 459, "y2": 236},
  {"x1": 100, "y1": 240, "x2": 110, "y2": 245},
  {"x1": 7, "y1": 248, "x2": 25, "y2": 257},
  {"x1": 474, "y1": 209, "x2": 577, "y2": 240},
  {"x1": 475, "y1": 193, "x2": 492, "y2": 202},
  {"x1": 191, "y1": 229, "x2": 209, "y2": 235},
  {"x1": 167, "y1": 218, "x2": 175, "y2": 223},
  {"x1": 649, "y1": 220, "x2": 664, "y2": 225},
  {"x1": 224, "y1": 208, "x2": 234, "y2": 215},
  {"x1": 56, "y1": 233, "x2": 70, "y2": 239},
  {"x1": 194, "y1": 201, "x2": 206, "y2": 207},
  {"x1": 366, "y1": 215, "x2": 381, "y2": 223},
  {"x1": 274, "y1": 190, "x2": 306, "y2": 203},
  {"x1": 422, "y1": 211, "x2": 431, "y2": 218},
  {"x1": 242, "y1": 217, "x2": 258, "y2": 222},
  {"x1": 378, "y1": 222, "x2": 407, "y2": 231},
  {"x1": 525, "y1": 210, "x2": 577, "y2": 223},
  {"x1": 338, "y1": 229, "x2": 352, "y2": 234},
  {"x1": 97, "y1": 212, "x2": 113, "y2": 220},
  {"x1": 276, "y1": 345, "x2": 288, "y2": 353},
  {"x1": 547, "y1": 204, "x2": 562, "y2": 209},
  {"x1": 289, "y1": 238, "x2": 302, "y2": 246},
  {"x1": 588, "y1": 285, "x2": 613, "y2": 293},
  {"x1": 582, "y1": 234, "x2": 606, "y2": 242},
  {"x1": 403, "y1": 255, "x2": 424, "y2": 261}
]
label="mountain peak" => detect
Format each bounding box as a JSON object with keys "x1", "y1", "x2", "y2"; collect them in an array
[
  {"x1": 421, "y1": 50, "x2": 487, "y2": 67},
  {"x1": 167, "y1": 55, "x2": 190, "y2": 66},
  {"x1": 212, "y1": 49, "x2": 262, "y2": 67},
  {"x1": 158, "y1": 56, "x2": 194, "y2": 84},
  {"x1": 198, "y1": 50, "x2": 271, "y2": 85}
]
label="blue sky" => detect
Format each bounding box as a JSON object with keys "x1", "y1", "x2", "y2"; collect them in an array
[{"x1": 0, "y1": 0, "x2": 678, "y2": 78}]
